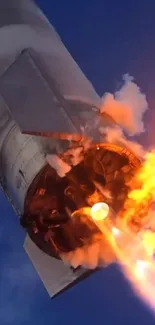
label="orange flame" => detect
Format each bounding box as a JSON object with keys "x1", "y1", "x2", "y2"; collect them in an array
[
  {"x1": 97, "y1": 151, "x2": 155, "y2": 310},
  {"x1": 88, "y1": 152, "x2": 155, "y2": 310},
  {"x1": 62, "y1": 151, "x2": 155, "y2": 310},
  {"x1": 120, "y1": 151, "x2": 155, "y2": 232}
]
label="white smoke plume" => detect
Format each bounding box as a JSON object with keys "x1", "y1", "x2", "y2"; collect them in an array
[
  {"x1": 61, "y1": 234, "x2": 115, "y2": 269},
  {"x1": 63, "y1": 146, "x2": 84, "y2": 166},
  {"x1": 46, "y1": 154, "x2": 71, "y2": 177},
  {"x1": 101, "y1": 126, "x2": 145, "y2": 158},
  {"x1": 101, "y1": 74, "x2": 148, "y2": 136},
  {"x1": 46, "y1": 146, "x2": 86, "y2": 177}
]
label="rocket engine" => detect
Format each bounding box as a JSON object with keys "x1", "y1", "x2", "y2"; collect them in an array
[
  {"x1": 22, "y1": 143, "x2": 141, "y2": 260},
  {"x1": 0, "y1": 0, "x2": 142, "y2": 297}
]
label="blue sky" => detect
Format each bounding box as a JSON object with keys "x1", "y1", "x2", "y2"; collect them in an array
[{"x1": 1, "y1": 0, "x2": 155, "y2": 324}]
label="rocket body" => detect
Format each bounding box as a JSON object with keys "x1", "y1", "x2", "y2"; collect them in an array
[
  {"x1": 0, "y1": 0, "x2": 140, "y2": 297},
  {"x1": 0, "y1": 0, "x2": 114, "y2": 297},
  {"x1": 0, "y1": 0, "x2": 115, "y2": 215}
]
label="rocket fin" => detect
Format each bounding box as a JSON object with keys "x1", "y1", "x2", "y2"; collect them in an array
[
  {"x1": 24, "y1": 235, "x2": 95, "y2": 297},
  {"x1": 0, "y1": 50, "x2": 115, "y2": 141},
  {"x1": 0, "y1": 50, "x2": 83, "y2": 137}
]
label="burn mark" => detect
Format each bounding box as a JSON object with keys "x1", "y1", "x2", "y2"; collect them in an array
[{"x1": 19, "y1": 169, "x2": 25, "y2": 179}]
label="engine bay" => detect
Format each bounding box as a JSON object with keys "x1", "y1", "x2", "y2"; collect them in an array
[{"x1": 22, "y1": 144, "x2": 141, "y2": 262}]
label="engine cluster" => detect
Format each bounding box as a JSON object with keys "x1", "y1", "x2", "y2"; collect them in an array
[{"x1": 21, "y1": 144, "x2": 141, "y2": 260}]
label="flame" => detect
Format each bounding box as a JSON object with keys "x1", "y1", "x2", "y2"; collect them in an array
[
  {"x1": 88, "y1": 150, "x2": 155, "y2": 310},
  {"x1": 120, "y1": 151, "x2": 155, "y2": 231},
  {"x1": 134, "y1": 260, "x2": 149, "y2": 279},
  {"x1": 90, "y1": 209, "x2": 155, "y2": 310},
  {"x1": 62, "y1": 149, "x2": 155, "y2": 310},
  {"x1": 90, "y1": 151, "x2": 155, "y2": 310},
  {"x1": 112, "y1": 226, "x2": 121, "y2": 237},
  {"x1": 142, "y1": 231, "x2": 155, "y2": 256},
  {"x1": 87, "y1": 190, "x2": 103, "y2": 206},
  {"x1": 113, "y1": 151, "x2": 155, "y2": 309}
]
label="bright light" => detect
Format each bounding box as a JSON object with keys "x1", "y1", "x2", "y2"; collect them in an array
[
  {"x1": 135, "y1": 260, "x2": 148, "y2": 279},
  {"x1": 142, "y1": 230, "x2": 155, "y2": 257},
  {"x1": 91, "y1": 202, "x2": 109, "y2": 221},
  {"x1": 112, "y1": 227, "x2": 121, "y2": 237}
]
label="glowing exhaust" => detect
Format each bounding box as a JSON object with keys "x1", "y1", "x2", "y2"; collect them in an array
[
  {"x1": 112, "y1": 227, "x2": 121, "y2": 237},
  {"x1": 91, "y1": 202, "x2": 109, "y2": 221},
  {"x1": 135, "y1": 260, "x2": 148, "y2": 279}
]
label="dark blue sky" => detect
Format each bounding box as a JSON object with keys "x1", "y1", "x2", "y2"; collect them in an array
[{"x1": 1, "y1": 0, "x2": 155, "y2": 324}]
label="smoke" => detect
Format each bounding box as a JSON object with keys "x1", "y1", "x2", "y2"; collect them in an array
[
  {"x1": 61, "y1": 233, "x2": 115, "y2": 269},
  {"x1": 46, "y1": 154, "x2": 71, "y2": 177},
  {"x1": 46, "y1": 143, "x2": 90, "y2": 177},
  {"x1": 101, "y1": 74, "x2": 148, "y2": 136},
  {"x1": 61, "y1": 74, "x2": 150, "y2": 270},
  {"x1": 101, "y1": 126, "x2": 145, "y2": 158},
  {"x1": 63, "y1": 146, "x2": 84, "y2": 166},
  {"x1": 98, "y1": 74, "x2": 149, "y2": 158}
]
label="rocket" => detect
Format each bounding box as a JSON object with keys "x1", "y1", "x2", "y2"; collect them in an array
[{"x1": 0, "y1": 0, "x2": 141, "y2": 297}]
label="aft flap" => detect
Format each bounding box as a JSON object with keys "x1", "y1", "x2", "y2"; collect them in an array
[{"x1": 0, "y1": 50, "x2": 78, "y2": 136}]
